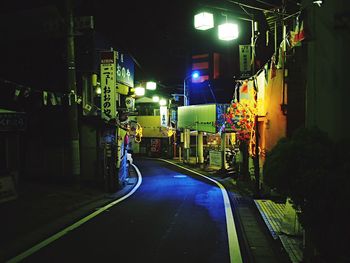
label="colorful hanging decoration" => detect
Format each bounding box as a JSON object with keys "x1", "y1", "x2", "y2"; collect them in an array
[
  {"x1": 289, "y1": 18, "x2": 305, "y2": 48},
  {"x1": 220, "y1": 81, "x2": 259, "y2": 156},
  {"x1": 223, "y1": 98, "x2": 257, "y2": 140},
  {"x1": 1, "y1": 78, "x2": 82, "y2": 108},
  {"x1": 129, "y1": 121, "x2": 143, "y2": 143}
]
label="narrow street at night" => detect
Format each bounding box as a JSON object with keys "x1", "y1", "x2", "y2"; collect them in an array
[{"x1": 5, "y1": 158, "x2": 289, "y2": 263}]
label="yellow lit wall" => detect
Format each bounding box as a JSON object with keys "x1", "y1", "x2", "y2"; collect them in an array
[
  {"x1": 134, "y1": 116, "x2": 169, "y2": 138},
  {"x1": 264, "y1": 69, "x2": 287, "y2": 153}
]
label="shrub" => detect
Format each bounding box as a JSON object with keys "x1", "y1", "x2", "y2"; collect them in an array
[{"x1": 263, "y1": 127, "x2": 350, "y2": 262}]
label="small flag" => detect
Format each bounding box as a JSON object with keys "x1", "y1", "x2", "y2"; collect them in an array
[
  {"x1": 50, "y1": 92, "x2": 57, "y2": 106},
  {"x1": 56, "y1": 94, "x2": 62, "y2": 105},
  {"x1": 23, "y1": 88, "x2": 31, "y2": 98},
  {"x1": 240, "y1": 81, "x2": 248, "y2": 93},
  {"x1": 43, "y1": 91, "x2": 48, "y2": 105},
  {"x1": 14, "y1": 88, "x2": 21, "y2": 100},
  {"x1": 270, "y1": 58, "x2": 277, "y2": 79},
  {"x1": 84, "y1": 104, "x2": 92, "y2": 111},
  {"x1": 68, "y1": 94, "x2": 72, "y2": 106},
  {"x1": 290, "y1": 19, "x2": 305, "y2": 47},
  {"x1": 297, "y1": 21, "x2": 305, "y2": 42},
  {"x1": 76, "y1": 96, "x2": 82, "y2": 104}
]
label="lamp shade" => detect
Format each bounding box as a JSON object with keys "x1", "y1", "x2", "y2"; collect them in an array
[
  {"x1": 135, "y1": 86, "x2": 145, "y2": 96},
  {"x1": 159, "y1": 99, "x2": 167, "y2": 106},
  {"x1": 194, "y1": 12, "x2": 214, "y2": 30},
  {"x1": 152, "y1": 95, "x2": 160, "y2": 102},
  {"x1": 146, "y1": 81, "x2": 157, "y2": 90},
  {"x1": 218, "y1": 22, "x2": 239, "y2": 41}
]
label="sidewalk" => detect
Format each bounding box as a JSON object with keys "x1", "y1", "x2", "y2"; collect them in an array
[
  {"x1": 0, "y1": 165, "x2": 138, "y2": 262},
  {"x1": 254, "y1": 200, "x2": 303, "y2": 263}
]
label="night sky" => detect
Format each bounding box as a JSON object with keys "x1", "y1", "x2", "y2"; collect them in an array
[{"x1": 0, "y1": 0, "x2": 280, "y2": 93}]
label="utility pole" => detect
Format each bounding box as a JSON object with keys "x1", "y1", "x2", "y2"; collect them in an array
[
  {"x1": 183, "y1": 78, "x2": 190, "y2": 163},
  {"x1": 252, "y1": 17, "x2": 261, "y2": 197},
  {"x1": 66, "y1": 0, "x2": 80, "y2": 184}
]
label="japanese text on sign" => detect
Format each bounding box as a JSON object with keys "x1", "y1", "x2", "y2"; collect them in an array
[
  {"x1": 100, "y1": 51, "x2": 116, "y2": 120},
  {"x1": 116, "y1": 51, "x2": 134, "y2": 88},
  {"x1": 160, "y1": 106, "x2": 168, "y2": 127},
  {"x1": 239, "y1": 45, "x2": 251, "y2": 76}
]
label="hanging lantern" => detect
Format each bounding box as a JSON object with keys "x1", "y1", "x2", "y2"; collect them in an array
[
  {"x1": 218, "y1": 22, "x2": 239, "y2": 41},
  {"x1": 194, "y1": 12, "x2": 214, "y2": 30}
]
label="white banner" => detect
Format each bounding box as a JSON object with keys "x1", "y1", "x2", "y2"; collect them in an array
[
  {"x1": 160, "y1": 106, "x2": 168, "y2": 127},
  {"x1": 100, "y1": 51, "x2": 116, "y2": 120}
]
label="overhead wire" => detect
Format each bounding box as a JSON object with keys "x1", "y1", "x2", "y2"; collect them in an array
[{"x1": 225, "y1": 0, "x2": 289, "y2": 16}]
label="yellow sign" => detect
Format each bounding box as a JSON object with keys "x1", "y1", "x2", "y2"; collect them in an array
[
  {"x1": 100, "y1": 51, "x2": 116, "y2": 120},
  {"x1": 135, "y1": 116, "x2": 168, "y2": 138},
  {"x1": 116, "y1": 83, "x2": 129, "y2": 95},
  {"x1": 178, "y1": 104, "x2": 217, "y2": 133}
]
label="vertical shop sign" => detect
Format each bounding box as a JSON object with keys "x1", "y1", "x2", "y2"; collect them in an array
[
  {"x1": 116, "y1": 51, "x2": 134, "y2": 88},
  {"x1": 239, "y1": 45, "x2": 251, "y2": 77},
  {"x1": 100, "y1": 51, "x2": 116, "y2": 120},
  {"x1": 160, "y1": 106, "x2": 168, "y2": 127}
]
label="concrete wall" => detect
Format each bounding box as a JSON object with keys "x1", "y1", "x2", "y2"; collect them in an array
[{"x1": 80, "y1": 123, "x2": 98, "y2": 182}]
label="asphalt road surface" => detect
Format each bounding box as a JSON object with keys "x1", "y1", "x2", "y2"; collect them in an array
[{"x1": 14, "y1": 159, "x2": 242, "y2": 263}]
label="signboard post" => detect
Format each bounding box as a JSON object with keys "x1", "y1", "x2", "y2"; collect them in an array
[
  {"x1": 239, "y1": 45, "x2": 251, "y2": 77},
  {"x1": 160, "y1": 106, "x2": 168, "y2": 127},
  {"x1": 209, "y1": 150, "x2": 222, "y2": 167}
]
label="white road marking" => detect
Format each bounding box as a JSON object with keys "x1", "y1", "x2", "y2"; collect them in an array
[
  {"x1": 6, "y1": 163, "x2": 142, "y2": 263},
  {"x1": 160, "y1": 159, "x2": 243, "y2": 263},
  {"x1": 173, "y1": 175, "x2": 187, "y2": 178}
]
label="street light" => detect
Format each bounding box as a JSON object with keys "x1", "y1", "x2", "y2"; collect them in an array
[
  {"x1": 218, "y1": 22, "x2": 239, "y2": 41},
  {"x1": 152, "y1": 95, "x2": 160, "y2": 102},
  {"x1": 194, "y1": 11, "x2": 256, "y2": 73},
  {"x1": 183, "y1": 71, "x2": 200, "y2": 106},
  {"x1": 159, "y1": 98, "x2": 167, "y2": 106},
  {"x1": 134, "y1": 86, "x2": 145, "y2": 96},
  {"x1": 194, "y1": 12, "x2": 214, "y2": 30},
  {"x1": 182, "y1": 71, "x2": 200, "y2": 163},
  {"x1": 146, "y1": 81, "x2": 157, "y2": 90}
]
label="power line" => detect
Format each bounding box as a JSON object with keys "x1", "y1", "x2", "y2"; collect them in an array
[{"x1": 225, "y1": 0, "x2": 290, "y2": 16}]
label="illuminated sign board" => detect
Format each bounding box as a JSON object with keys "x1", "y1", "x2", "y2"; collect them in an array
[
  {"x1": 100, "y1": 51, "x2": 116, "y2": 120},
  {"x1": 160, "y1": 106, "x2": 168, "y2": 127},
  {"x1": 178, "y1": 104, "x2": 232, "y2": 133},
  {"x1": 239, "y1": 45, "x2": 251, "y2": 77},
  {"x1": 116, "y1": 51, "x2": 134, "y2": 88}
]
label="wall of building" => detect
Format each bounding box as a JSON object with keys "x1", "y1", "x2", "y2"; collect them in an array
[
  {"x1": 263, "y1": 69, "x2": 287, "y2": 152},
  {"x1": 303, "y1": 0, "x2": 350, "y2": 141},
  {"x1": 80, "y1": 123, "x2": 99, "y2": 182}
]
